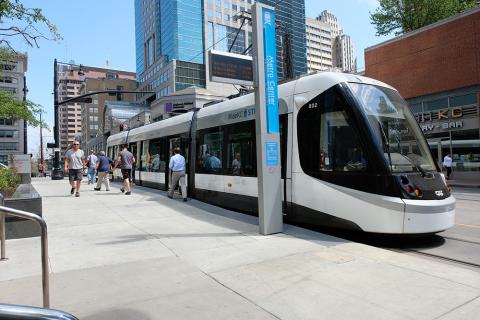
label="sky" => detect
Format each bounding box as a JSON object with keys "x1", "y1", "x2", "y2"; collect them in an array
[{"x1": 9, "y1": 0, "x2": 393, "y2": 155}]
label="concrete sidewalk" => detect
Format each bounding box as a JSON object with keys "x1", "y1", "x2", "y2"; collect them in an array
[{"x1": 0, "y1": 178, "x2": 479, "y2": 320}]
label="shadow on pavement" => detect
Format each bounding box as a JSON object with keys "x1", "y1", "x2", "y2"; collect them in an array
[{"x1": 96, "y1": 232, "x2": 247, "y2": 245}]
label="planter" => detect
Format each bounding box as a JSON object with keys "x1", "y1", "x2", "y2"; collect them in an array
[{"x1": 3, "y1": 184, "x2": 42, "y2": 239}]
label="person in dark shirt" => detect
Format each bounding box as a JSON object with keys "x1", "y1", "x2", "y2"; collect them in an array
[
  {"x1": 113, "y1": 145, "x2": 135, "y2": 195},
  {"x1": 94, "y1": 151, "x2": 113, "y2": 191}
]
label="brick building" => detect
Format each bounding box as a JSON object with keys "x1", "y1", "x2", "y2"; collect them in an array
[{"x1": 365, "y1": 7, "x2": 480, "y2": 180}]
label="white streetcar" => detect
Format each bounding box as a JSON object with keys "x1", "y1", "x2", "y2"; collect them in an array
[{"x1": 107, "y1": 72, "x2": 455, "y2": 234}]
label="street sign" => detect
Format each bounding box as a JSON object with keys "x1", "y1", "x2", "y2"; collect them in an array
[
  {"x1": 209, "y1": 50, "x2": 253, "y2": 86},
  {"x1": 11, "y1": 154, "x2": 31, "y2": 174},
  {"x1": 252, "y1": 3, "x2": 283, "y2": 235}
]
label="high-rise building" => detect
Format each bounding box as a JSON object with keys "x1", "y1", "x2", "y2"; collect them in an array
[
  {"x1": 55, "y1": 62, "x2": 135, "y2": 154},
  {"x1": 135, "y1": 0, "x2": 206, "y2": 106},
  {"x1": 0, "y1": 53, "x2": 27, "y2": 165},
  {"x1": 79, "y1": 77, "x2": 136, "y2": 151},
  {"x1": 335, "y1": 34, "x2": 356, "y2": 73},
  {"x1": 135, "y1": 0, "x2": 308, "y2": 110},
  {"x1": 318, "y1": 10, "x2": 356, "y2": 73},
  {"x1": 305, "y1": 17, "x2": 333, "y2": 73},
  {"x1": 259, "y1": 0, "x2": 307, "y2": 79}
]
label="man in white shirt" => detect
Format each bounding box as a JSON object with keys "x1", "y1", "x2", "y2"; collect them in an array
[
  {"x1": 64, "y1": 141, "x2": 85, "y2": 197},
  {"x1": 443, "y1": 154, "x2": 453, "y2": 179},
  {"x1": 168, "y1": 147, "x2": 187, "y2": 201}
]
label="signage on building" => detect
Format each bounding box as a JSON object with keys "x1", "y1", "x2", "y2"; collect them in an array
[
  {"x1": 414, "y1": 106, "x2": 470, "y2": 133},
  {"x1": 165, "y1": 102, "x2": 173, "y2": 113},
  {"x1": 209, "y1": 50, "x2": 253, "y2": 86}
]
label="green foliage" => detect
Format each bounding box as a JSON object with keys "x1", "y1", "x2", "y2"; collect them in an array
[
  {"x1": 371, "y1": 0, "x2": 478, "y2": 36},
  {"x1": 0, "y1": 0, "x2": 62, "y2": 50},
  {"x1": 0, "y1": 89, "x2": 47, "y2": 128},
  {"x1": 0, "y1": 167, "x2": 20, "y2": 197}
]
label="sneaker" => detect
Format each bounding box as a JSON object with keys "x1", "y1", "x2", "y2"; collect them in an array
[
  {"x1": 120, "y1": 188, "x2": 125, "y2": 193},
  {"x1": 106, "y1": 189, "x2": 110, "y2": 191},
  {"x1": 70, "y1": 188, "x2": 75, "y2": 195},
  {"x1": 125, "y1": 191, "x2": 131, "y2": 195},
  {"x1": 167, "y1": 195, "x2": 173, "y2": 199},
  {"x1": 183, "y1": 198, "x2": 188, "y2": 202},
  {"x1": 94, "y1": 188, "x2": 100, "y2": 191},
  {"x1": 75, "y1": 192, "x2": 80, "y2": 197}
]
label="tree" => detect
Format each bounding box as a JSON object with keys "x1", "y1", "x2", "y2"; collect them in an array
[
  {"x1": 0, "y1": 0, "x2": 61, "y2": 127},
  {"x1": 0, "y1": 0, "x2": 61, "y2": 50},
  {"x1": 370, "y1": 0, "x2": 478, "y2": 36}
]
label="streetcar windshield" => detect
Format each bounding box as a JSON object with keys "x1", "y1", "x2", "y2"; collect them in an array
[{"x1": 349, "y1": 83, "x2": 436, "y2": 173}]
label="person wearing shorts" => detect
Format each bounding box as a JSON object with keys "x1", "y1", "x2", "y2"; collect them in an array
[
  {"x1": 113, "y1": 145, "x2": 135, "y2": 195},
  {"x1": 64, "y1": 141, "x2": 85, "y2": 197}
]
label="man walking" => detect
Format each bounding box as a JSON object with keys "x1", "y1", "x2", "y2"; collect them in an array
[
  {"x1": 168, "y1": 147, "x2": 187, "y2": 201},
  {"x1": 86, "y1": 150, "x2": 98, "y2": 184},
  {"x1": 443, "y1": 153, "x2": 453, "y2": 179},
  {"x1": 94, "y1": 151, "x2": 112, "y2": 191},
  {"x1": 113, "y1": 145, "x2": 135, "y2": 195},
  {"x1": 64, "y1": 141, "x2": 85, "y2": 197}
]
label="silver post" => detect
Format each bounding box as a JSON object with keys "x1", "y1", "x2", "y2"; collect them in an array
[{"x1": 0, "y1": 194, "x2": 5, "y2": 261}]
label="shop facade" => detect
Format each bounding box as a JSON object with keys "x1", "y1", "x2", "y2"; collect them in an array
[{"x1": 365, "y1": 7, "x2": 480, "y2": 180}]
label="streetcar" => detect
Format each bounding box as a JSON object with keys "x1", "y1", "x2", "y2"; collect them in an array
[{"x1": 107, "y1": 72, "x2": 455, "y2": 234}]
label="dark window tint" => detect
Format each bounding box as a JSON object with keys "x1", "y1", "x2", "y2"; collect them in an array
[
  {"x1": 226, "y1": 121, "x2": 256, "y2": 176},
  {"x1": 424, "y1": 98, "x2": 448, "y2": 111},
  {"x1": 197, "y1": 127, "x2": 224, "y2": 174},
  {"x1": 297, "y1": 86, "x2": 367, "y2": 176},
  {"x1": 450, "y1": 94, "x2": 477, "y2": 107}
]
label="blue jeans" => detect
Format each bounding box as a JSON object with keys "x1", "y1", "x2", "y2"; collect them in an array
[{"x1": 87, "y1": 167, "x2": 96, "y2": 183}]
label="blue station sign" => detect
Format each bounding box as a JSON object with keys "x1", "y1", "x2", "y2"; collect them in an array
[{"x1": 262, "y1": 7, "x2": 279, "y2": 134}]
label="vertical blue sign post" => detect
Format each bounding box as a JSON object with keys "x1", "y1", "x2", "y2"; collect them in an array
[
  {"x1": 262, "y1": 8, "x2": 279, "y2": 134},
  {"x1": 252, "y1": 3, "x2": 283, "y2": 235}
]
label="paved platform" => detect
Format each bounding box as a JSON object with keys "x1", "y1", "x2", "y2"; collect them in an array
[{"x1": 1, "y1": 178, "x2": 479, "y2": 320}]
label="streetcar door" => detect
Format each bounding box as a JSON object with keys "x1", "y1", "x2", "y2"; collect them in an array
[
  {"x1": 129, "y1": 142, "x2": 138, "y2": 183},
  {"x1": 280, "y1": 113, "x2": 293, "y2": 216}
]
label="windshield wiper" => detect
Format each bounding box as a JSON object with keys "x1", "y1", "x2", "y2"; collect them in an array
[
  {"x1": 398, "y1": 153, "x2": 427, "y2": 177},
  {"x1": 378, "y1": 123, "x2": 393, "y2": 172}
]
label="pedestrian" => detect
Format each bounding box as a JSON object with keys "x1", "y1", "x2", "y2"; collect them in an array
[
  {"x1": 64, "y1": 141, "x2": 85, "y2": 197},
  {"x1": 232, "y1": 152, "x2": 242, "y2": 175},
  {"x1": 443, "y1": 153, "x2": 453, "y2": 179},
  {"x1": 113, "y1": 144, "x2": 135, "y2": 195},
  {"x1": 168, "y1": 147, "x2": 187, "y2": 201},
  {"x1": 94, "y1": 151, "x2": 113, "y2": 191},
  {"x1": 86, "y1": 150, "x2": 98, "y2": 185}
]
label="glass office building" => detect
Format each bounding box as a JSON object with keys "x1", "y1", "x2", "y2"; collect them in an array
[
  {"x1": 258, "y1": 0, "x2": 307, "y2": 79},
  {"x1": 135, "y1": 0, "x2": 205, "y2": 104}
]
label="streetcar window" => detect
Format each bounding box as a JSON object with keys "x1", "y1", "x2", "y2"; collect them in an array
[
  {"x1": 197, "y1": 128, "x2": 224, "y2": 174},
  {"x1": 140, "y1": 141, "x2": 150, "y2": 171},
  {"x1": 148, "y1": 138, "x2": 167, "y2": 172},
  {"x1": 226, "y1": 121, "x2": 256, "y2": 177},
  {"x1": 297, "y1": 86, "x2": 367, "y2": 175}
]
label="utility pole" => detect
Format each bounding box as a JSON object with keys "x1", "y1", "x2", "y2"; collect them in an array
[
  {"x1": 23, "y1": 75, "x2": 28, "y2": 154},
  {"x1": 39, "y1": 112, "x2": 44, "y2": 175},
  {"x1": 51, "y1": 58, "x2": 63, "y2": 179}
]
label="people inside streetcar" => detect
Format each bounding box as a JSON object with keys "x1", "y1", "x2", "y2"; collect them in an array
[
  {"x1": 319, "y1": 150, "x2": 326, "y2": 170},
  {"x1": 151, "y1": 154, "x2": 160, "y2": 172},
  {"x1": 204, "y1": 151, "x2": 222, "y2": 173},
  {"x1": 232, "y1": 153, "x2": 242, "y2": 175}
]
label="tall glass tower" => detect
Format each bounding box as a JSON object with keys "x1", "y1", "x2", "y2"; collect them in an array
[
  {"x1": 258, "y1": 0, "x2": 307, "y2": 79},
  {"x1": 135, "y1": 0, "x2": 206, "y2": 103}
]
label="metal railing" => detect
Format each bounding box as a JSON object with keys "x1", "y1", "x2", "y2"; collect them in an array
[
  {"x1": 0, "y1": 303, "x2": 78, "y2": 320},
  {"x1": 0, "y1": 195, "x2": 50, "y2": 308}
]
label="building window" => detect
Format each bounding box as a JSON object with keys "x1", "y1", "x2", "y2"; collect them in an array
[
  {"x1": 208, "y1": 8, "x2": 213, "y2": 17},
  {"x1": 0, "y1": 142, "x2": 18, "y2": 151},
  {"x1": 0, "y1": 118, "x2": 14, "y2": 126},
  {"x1": 450, "y1": 93, "x2": 477, "y2": 107},
  {"x1": 208, "y1": 22, "x2": 214, "y2": 49},
  {"x1": 0, "y1": 130, "x2": 16, "y2": 138}
]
